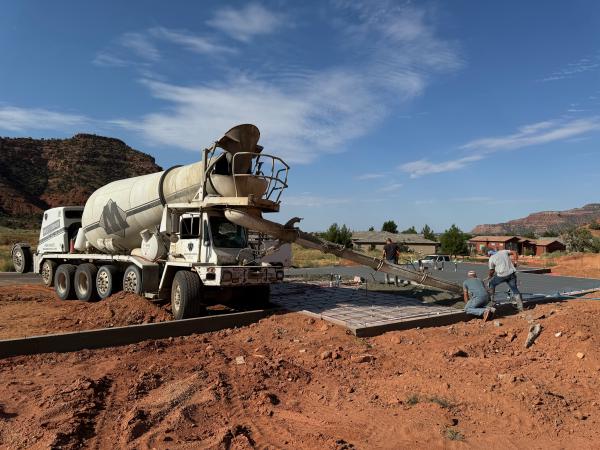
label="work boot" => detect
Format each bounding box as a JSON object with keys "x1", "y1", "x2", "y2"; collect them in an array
[
  {"x1": 483, "y1": 307, "x2": 496, "y2": 322},
  {"x1": 514, "y1": 294, "x2": 524, "y2": 312}
]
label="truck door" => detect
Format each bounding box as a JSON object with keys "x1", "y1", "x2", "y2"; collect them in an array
[{"x1": 179, "y1": 215, "x2": 201, "y2": 262}]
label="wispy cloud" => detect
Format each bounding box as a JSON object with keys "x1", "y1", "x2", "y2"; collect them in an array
[
  {"x1": 400, "y1": 116, "x2": 600, "y2": 178},
  {"x1": 0, "y1": 105, "x2": 88, "y2": 132},
  {"x1": 399, "y1": 155, "x2": 483, "y2": 178},
  {"x1": 149, "y1": 27, "x2": 236, "y2": 55},
  {"x1": 114, "y1": 3, "x2": 461, "y2": 163},
  {"x1": 207, "y1": 3, "x2": 284, "y2": 42},
  {"x1": 378, "y1": 183, "x2": 403, "y2": 193},
  {"x1": 461, "y1": 117, "x2": 600, "y2": 151},
  {"x1": 92, "y1": 52, "x2": 131, "y2": 67},
  {"x1": 540, "y1": 55, "x2": 600, "y2": 82},
  {"x1": 355, "y1": 173, "x2": 385, "y2": 180},
  {"x1": 119, "y1": 32, "x2": 160, "y2": 61}
]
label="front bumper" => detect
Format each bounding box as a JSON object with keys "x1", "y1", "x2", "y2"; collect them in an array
[{"x1": 196, "y1": 265, "x2": 284, "y2": 286}]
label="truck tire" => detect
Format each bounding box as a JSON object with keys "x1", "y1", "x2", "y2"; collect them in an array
[
  {"x1": 41, "y1": 260, "x2": 57, "y2": 287},
  {"x1": 12, "y1": 244, "x2": 32, "y2": 274},
  {"x1": 96, "y1": 265, "x2": 121, "y2": 299},
  {"x1": 74, "y1": 263, "x2": 99, "y2": 302},
  {"x1": 123, "y1": 265, "x2": 143, "y2": 295},
  {"x1": 171, "y1": 271, "x2": 205, "y2": 320},
  {"x1": 54, "y1": 264, "x2": 77, "y2": 300}
]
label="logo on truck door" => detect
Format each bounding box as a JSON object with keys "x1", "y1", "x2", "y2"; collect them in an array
[{"x1": 99, "y1": 199, "x2": 129, "y2": 236}]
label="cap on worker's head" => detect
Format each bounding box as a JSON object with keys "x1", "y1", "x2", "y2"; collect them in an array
[{"x1": 467, "y1": 270, "x2": 477, "y2": 277}]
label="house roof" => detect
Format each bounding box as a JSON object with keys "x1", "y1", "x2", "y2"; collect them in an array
[
  {"x1": 351, "y1": 231, "x2": 438, "y2": 245},
  {"x1": 468, "y1": 235, "x2": 520, "y2": 243},
  {"x1": 533, "y1": 238, "x2": 565, "y2": 246}
]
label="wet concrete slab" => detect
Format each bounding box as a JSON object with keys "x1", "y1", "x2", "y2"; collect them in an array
[
  {"x1": 286, "y1": 263, "x2": 600, "y2": 302},
  {"x1": 271, "y1": 283, "x2": 466, "y2": 337}
]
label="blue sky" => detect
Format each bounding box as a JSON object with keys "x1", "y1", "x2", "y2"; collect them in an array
[{"x1": 1, "y1": 1, "x2": 599, "y2": 232}]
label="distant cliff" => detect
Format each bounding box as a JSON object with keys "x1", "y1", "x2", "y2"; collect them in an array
[
  {"x1": 0, "y1": 134, "x2": 162, "y2": 228},
  {"x1": 472, "y1": 204, "x2": 600, "y2": 235}
]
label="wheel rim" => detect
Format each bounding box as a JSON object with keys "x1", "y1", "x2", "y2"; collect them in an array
[
  {"x1": 97, "y1": 270, "x2": 110, "y2": 296},
  {"x1": 13, "y1": 251, "x2": 23, "y2": 271},
  {"x1": 124, "y1": 270, "x2": 138, "y2": 293},
  {"x1": 173, "y1": 283, "x2": 182, "y2": 312},
  {"x1": 57, "y1": 272, "x2": 67, "y2": 294},
  {"x1": 77, "y1": 272, "x2": 89, "y2": 296},
  {"x1": 41, "y1": 262, "x2": 51, "y2": 284}
]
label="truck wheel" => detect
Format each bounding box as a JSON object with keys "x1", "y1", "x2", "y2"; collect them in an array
[
  {"x1": 171, "y1": 271, "x2": 205, "y2": 320},
  {"x1": 41, "y1": 260, "x2": 57, "y2": 287},
  {"x1": 54, "y1": 264, "x2": 77, "y2": 300},
  {"x1": 96, "y1": 265, "x2": 121, "y2": 299},
  {"x1": 74, "y1": 263, "x2": 99, "y2": 302},
  {"x1": 12, "y1": 244, "x2": 32, "y2": 274},
  {"x1": 123, "y1": 265, "x2": 143, "y2": 295}
]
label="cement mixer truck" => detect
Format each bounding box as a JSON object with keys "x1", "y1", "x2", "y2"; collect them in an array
[
  {"x1": 12, "y1": 125, "x2": 291, "y2": 319},
  {"x1": 12, "y1": 123, "x2": 463, "y2": 319}
]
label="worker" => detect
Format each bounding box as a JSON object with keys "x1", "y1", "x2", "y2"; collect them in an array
[
  {"x1": 453, "y1": 256, "x2": 458, "y2": 271},
  {"x1": 463, "y1": 270, "x2": 495, "y2": 321},
  {"x1": 486, "y1": 249, "x2": 524, "y2": 311},
  {"x1": 382, "y1": 237, "x2": 400, "y2": 285}
]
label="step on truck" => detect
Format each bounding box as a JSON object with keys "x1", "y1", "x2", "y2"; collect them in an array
[{"x1": 12, "y1": 124, "x2": 290, "y2": 319}]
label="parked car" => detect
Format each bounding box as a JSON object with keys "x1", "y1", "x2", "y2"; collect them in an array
[{"x1": 414, "y1": 254, "x2": 451, "y2": 270}]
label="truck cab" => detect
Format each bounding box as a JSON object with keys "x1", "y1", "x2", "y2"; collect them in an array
[{"x1": 37, "y1": 207, "x2": 84, "y2": 255}]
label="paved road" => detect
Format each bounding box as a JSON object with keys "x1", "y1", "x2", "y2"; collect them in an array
[
  {"x1": 0, "y1": 272, "x2": 40, "y2": 286},
  {"x1": 286, "y1": 262, "x2": 600, "y2": 299}
]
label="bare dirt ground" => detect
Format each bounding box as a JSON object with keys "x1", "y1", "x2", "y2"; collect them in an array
[
  {"x1": 0, "y1": 285, "x2": 171, "y2": 339},
  {"x1": 522, "y1": 253, "x2": 600, "y2": 279},
  {"x1": 1, "y1": 295, "x2": 600, "y2": 449}
]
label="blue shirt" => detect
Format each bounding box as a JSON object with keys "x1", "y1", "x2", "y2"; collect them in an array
[{"x1": 463, "y1": 278, "x2": 490, "y2": 301}]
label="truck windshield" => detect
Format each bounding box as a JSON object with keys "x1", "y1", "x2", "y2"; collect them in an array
[{"x1": 209, "y1": 216, "x2": 248, "y2": 248}]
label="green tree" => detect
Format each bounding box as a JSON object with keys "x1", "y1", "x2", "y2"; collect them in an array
[
  {"x1": 323, "y1": 223, "x2": 353, "y2": 248},
  {"x1": 368, "y1": 226, "x2": 375, "y2": 231},
  {"x1": 382, "y1": 220, "x2": 398, "y2": 234},
  {"x1": 439, "y1": 224, "x2": 469, "y2": 256},
  {"x1": 421, "y1": 224, "x2": 436, "y2": 241},
  {"x1": 521, "y1": 230, "x2": 537, "y2": 239},
  {"x1": 564, "y1": 228, "x2": 594, "y2": 252},
  {"x1": 401, "y1": 226, "x2": 417, "y2": 234}
]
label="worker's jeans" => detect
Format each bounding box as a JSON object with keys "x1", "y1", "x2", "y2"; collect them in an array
[
  {"x1": 465, "y1": 295, "x2": 490, "y2": 317},
  {"x1": 489, "y1": 272, "x2": 520, "y2": 295},
  {"x1": 385, "y1": 259, "x2": 398, "y2": 285}
]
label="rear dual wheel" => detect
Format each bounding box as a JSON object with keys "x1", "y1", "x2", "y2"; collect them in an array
[
  {"x1": 54, "y1": 264, "x2": 77, "y2": 300},
  {"x1": 96, "y1": 265, "x2": 121, "y2": 299},
  {"x1": 54, "y1": 263, "x2": 123, "y2": 301},
  {"x1": 74, "y1": 263, "x2": 99, "y2": 302}
]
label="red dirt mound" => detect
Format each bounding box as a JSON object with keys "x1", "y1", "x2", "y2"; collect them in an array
[
  {"x1": 1, "y1": 300, "x2": 600, "y2": 448},
  {"x1": 0, "y1": 285, "x2": 170, "y2": 339}
]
